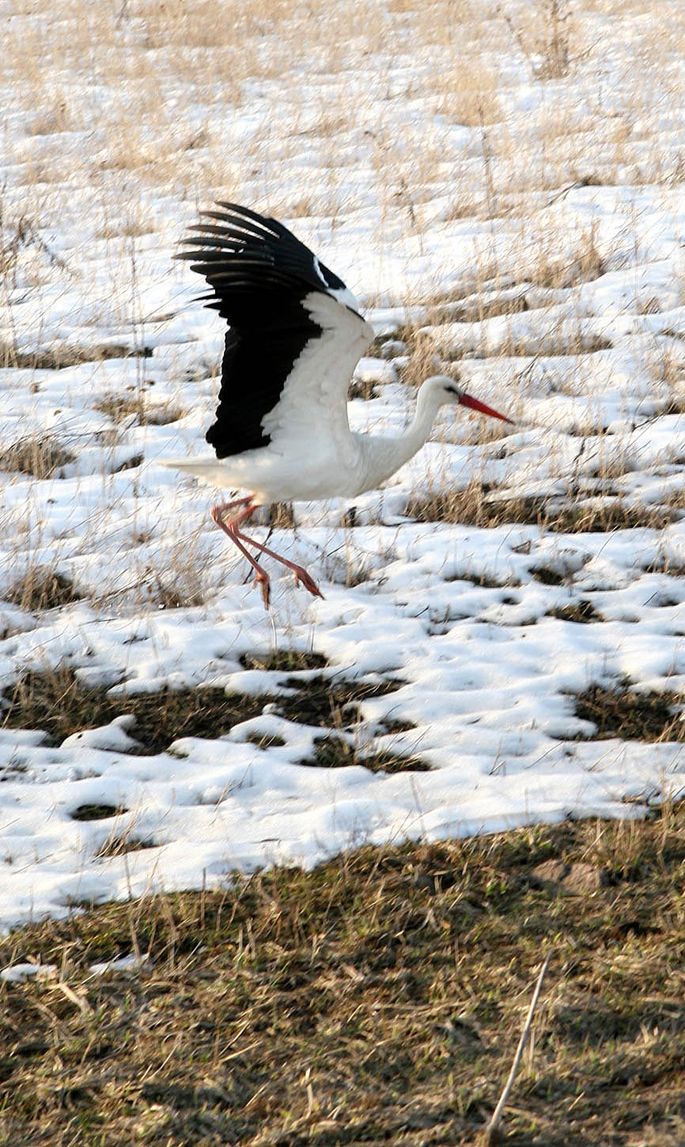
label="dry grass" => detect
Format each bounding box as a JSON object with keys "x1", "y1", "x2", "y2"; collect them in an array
[
  {"x1": 396, "y1": 327, "x2": 444, "y2": 389},
  {"x1": 0, "y1": 664, "x2": 405, "y2": 755},
  {"x1": 3, "y1": 0, "x2": 682, "y2": 257},
  {"x1": 306, "y1": 734, "x2": 428, "y2": 773},
  {"x1": 435, "y1": 58, "x2": 502, "y2": 127},
  {"x1": 4, "y1": 568, "x2": 82, "y2": 611},
  {"x1": 442, "y1": 329, "x2": 611, "y2": 362},
  {"x1": 407, "y1": 481, "x2": 680, "y2": 534},
  {"x1": 434, "y1": 291, "x2": 530, "y2": 325},
  {"x1": 0, "y1": 668, "x2": 267, "y2": 754},
  {"x1": 349, "y1": 375, "x2": 382, "y2": 400},
  {"x1": 95, "y1": 393, "x2": 185, "y2": 426},
  {"x1": 518, "y1": 0, "x2": 573, "y2": 81},
  {"x1": 142, "y1": 571, "x2": 207, "y2": 611},
  {"x1": 0, "y1": 437, "x2": 75, "y2": 479},
  {"x1": 0, "y1": 344, "x2": 151, "y2": 370},
  {"x1": 95, "y1": 833, "x2": 158, "y2": 859},
  {"x1": 546, "y1": 599, "x2": 602, "y2": 624},
  {"x1": 1, "y1": 807, "x2": 683, "y2": 1145},
  {"x1": 264, "y1": 501, "x2": 297, "y2": 529},
  {"x1": 464, "y1": 219, "x2": 611, "y2": 296},
  {"x1": 572, "y1": 683, "x2": 684, "y2": 742}
]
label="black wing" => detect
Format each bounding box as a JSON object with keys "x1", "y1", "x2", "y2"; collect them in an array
[{"x1": 177, "y1": 202, "x2": 370, "y2": 458}]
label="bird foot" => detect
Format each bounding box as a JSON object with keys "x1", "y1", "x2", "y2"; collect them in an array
[
  {"x1": 257, "y1": 572, "x2": 271, "y2": 609},
  {"x1": 291, "y1": 565, "x2": 325, "y2": 600},
  {"x1": 210, "y1": 499, "x2": 323, "y2": 606}
]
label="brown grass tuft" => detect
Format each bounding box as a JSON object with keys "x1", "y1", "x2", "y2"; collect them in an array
[
  {"x1": 529, "y1": 223, "x2": 608, "y2": 289},
  {"x1": 5, "y1": 569, "x2": 82, "y2": 611},
  {"x1": 0, "y1": 437, "x2": 75, "y2": 479},
  {"x1": 546, "y1": 600, "x2": 603, "y2": 624},
  {"x1": 265, "y1": 502, "x2": 297, "y2": 529},
  {"x1": 396, "y1": 326, "x2": 443, "y2": 389},
  {"x1": 306, "y1": 734, "x2": 429, "y2": 773},
  {"x1": 96, "y1": 834, "x2": 158, "y2": 858},
  {"x1": 572, "y1": 683, "x2": 683, "y2": 742},
  {"x1": 407, "y1": 483, "x2": 679, "y2": 533},
  {"x1": 95, "y1": 394, "x2": 185, "y2": 426}
]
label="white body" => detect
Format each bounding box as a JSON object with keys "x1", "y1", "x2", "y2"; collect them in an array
[
  {"x1": 166, "y1": 384, "x2": 457, "y2": 505},
  {"x1": 166, "y1": 292, "x2": 461, "y2": 505}
]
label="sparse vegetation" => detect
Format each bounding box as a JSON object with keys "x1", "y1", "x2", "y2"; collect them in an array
[
  {"x1": 0, "y1": 344, "x2": 151, "y2": 370},
  {"x1": 95, "y1": 833, "x2": 158, "y2": 858},
  {"x1": 397, "y1": 326, "x2": 443, "y2": 389},
  {"x1": 546, "y1": 599, "x2": 602, "y2": 624},
  {"x1": 5, "y1": 569, "x2": 82, "y2": 611},
  {"x1": 240, "y1": 650, "x2": 328, "y2": 673},
  {"x1": 276, "y1": 673, "x2": 403, "y2": 729},
  {"x1": 407, "y1": 483, "x2": 680, "y2": 533},
  {"x1": 349, "y1": 375, "x2": 379, "y2": 400},
  {"x1": 306, "y1": 733, "x2": 429, "y2": 772},
  {"x1": 572, "y1": 683, "x2": 684, "y2": 742},
  {"x1": 265, "y1": 501, "x2": 297, "y2": 529},
  {"x1": 0, "y1": 668, "x2": 267, "y2": 752},
  {"x1": 1, "y1": 808, "x2": 684, "y2": 1145},
  {"x1": 95, "y1": 393, "x2": 185, "y2": 426},
  {"x1": 0, "y1": 664, "x2": 405, "y2": 755},
  {"x1": 0, "y1": 437, "x2": 75, "y2": 479}
]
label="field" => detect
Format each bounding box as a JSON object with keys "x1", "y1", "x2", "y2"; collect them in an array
[{"x1": 0, "y1": 0, "x2": 684, "y2": 1142}]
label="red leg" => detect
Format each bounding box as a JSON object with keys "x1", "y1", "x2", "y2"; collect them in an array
[
  {"x1": 211, "y1": 498, "x2": 324, "y2": 605},
  {"x1": 211, "y1": 499, "x2": 272, "y2": 607},
  {"x1": 235, "y1": 527, "x2": 324, "y2": 599}
]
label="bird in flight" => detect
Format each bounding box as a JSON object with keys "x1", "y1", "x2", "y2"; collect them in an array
[{"x1": 168, "y1": 203, "x2": 512, "y2": 607}]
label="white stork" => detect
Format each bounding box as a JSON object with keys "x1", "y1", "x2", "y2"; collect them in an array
[{"x1": 167, "y1": 203, "x2": 512, "y2": 607}]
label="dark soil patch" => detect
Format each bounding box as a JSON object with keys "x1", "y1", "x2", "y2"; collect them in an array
[
  {"x1": 71, "y1": 804, "x2": 129, "y2": 822},
  {"x1": 1, "y1": 809, "x2": 683, "y2": 1145},
  {"x1": 0, "y1": 669, "x2": 269, "y2": 754},
  {"x1": 5, "y1": 570, "x2": 82, "y2": 611},
  {"x1": 1, "y1": 665, "x2": 404, "y2": 756},
  {"x1": 572, "y1": 683, "x2": 683, "y2": 741},
  {"x1": 276, "y1": 674, "x2": 403, "y2": 728},
  {"x1": 4, "y1": 344, "x2": 152, "y2": 370},
  {"x1": 306, "y1": 734, "x2": 429, "y2": 773},
  {"x1": 239, "y1": 650, "x2": 328, "y2": 673}
]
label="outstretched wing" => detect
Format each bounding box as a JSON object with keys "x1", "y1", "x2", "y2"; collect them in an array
[{"x1": 177, "y1": 202, "x2": 373, "y2": 459}]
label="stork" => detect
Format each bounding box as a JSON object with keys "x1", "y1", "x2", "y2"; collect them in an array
[{"x1": 167, "y1": 203, "x2": 512, "y2": 607}]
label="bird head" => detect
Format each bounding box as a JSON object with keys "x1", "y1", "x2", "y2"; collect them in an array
[{"x1": 423, "y1": 375, "x2": 513, "y2": 424}]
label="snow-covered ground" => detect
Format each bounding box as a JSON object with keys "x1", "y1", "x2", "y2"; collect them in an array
[{"x1": 0, "y1": 0, "x2": 683, "y2": 931}]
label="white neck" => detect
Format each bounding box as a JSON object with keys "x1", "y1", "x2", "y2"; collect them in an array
[
  {"x1": 360, "y1": 383, "x2": 445, "y2": 489},
  {"x1": 399, "y1": 382, "x2": 445, "y2": 461}
]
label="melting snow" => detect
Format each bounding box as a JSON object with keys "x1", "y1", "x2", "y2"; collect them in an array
[{"x1": 0, "y1": 0, "x2": 683, "y2": 932}]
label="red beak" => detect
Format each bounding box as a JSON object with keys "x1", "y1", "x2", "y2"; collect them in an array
[{"x1": 458, "y1": 390, "x2": 514, "y2": 424}]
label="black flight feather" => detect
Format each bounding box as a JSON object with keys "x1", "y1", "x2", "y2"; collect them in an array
[{"x1": 177, "y1": 203, "x2": 355, "y2": 457}]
